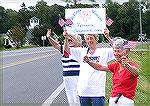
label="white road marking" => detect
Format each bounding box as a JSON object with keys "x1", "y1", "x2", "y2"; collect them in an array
[
  {"x1": 42, "y1": 82, "x2": 65, "y2": 106},
  {"x1": 1, "y1": 50, "x2": 57, "y2": 58},
  {"x1": 0, "y1": 52, "x2": 59, "y2": 69}
]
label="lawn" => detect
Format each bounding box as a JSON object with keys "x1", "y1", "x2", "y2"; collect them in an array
[{"x1": 105, "y1": 43, "x2": 150, "y2": 106}]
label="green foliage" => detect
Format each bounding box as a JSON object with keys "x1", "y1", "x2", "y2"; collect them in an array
[
  {"x1": 62, "y1": 0, "x2": 96, "y2": 5},
  {"x1": 58, "y1": 34, "x2": 65, "y2": 44},
  {"x1": 129, "y1": 50, "x2": 150, "y2": 105},
  {"x1": 98, "y1": 34, "x2": 104, "y2": 43},
  {"x1": 106, "y1": 1, "x2": 150, "y2": 39},
  {"x1": 0, "y1": 6, "x2": 10, "y2": 33},
  {"x1": 0, "y1": 35, "x2": 4, "y2": 50},
  {"x1": 18, "y1": 3, "x2": 31, "y2": 26},
  {"x1": 9, "y1": 25, "x2": 27, "y2": 48},
  {"x1": 32, "y1": 24, "x2": 48, "y2": 38}
]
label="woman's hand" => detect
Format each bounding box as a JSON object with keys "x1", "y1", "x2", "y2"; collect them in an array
[
  {"x1": 104, "y1": 28, "x2": 110, "y2": 38},
  {"x1": 121, "y1": 56, "x2": 129, "y2": 66},
  {"x1": 46, "y1": 29, "x2": 53, "y2": 38},
  {"x1": 83, "y1": 55, "x2": 90, "y2": 63},
  {"x1": 63, "y1": 29, "x2": 69, "y2": 39}
]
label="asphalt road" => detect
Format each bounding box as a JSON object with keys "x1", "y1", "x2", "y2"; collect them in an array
[{"x1": 1, "y1": 47, "x2": 68, "y2": 106}]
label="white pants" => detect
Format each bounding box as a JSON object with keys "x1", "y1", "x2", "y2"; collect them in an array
[
  {"x1": 63, "y1": 76, "x2": 80, "y2": 106},
  {"x1": 109, "y1": 95, "x2": 134, "y2": 106}
]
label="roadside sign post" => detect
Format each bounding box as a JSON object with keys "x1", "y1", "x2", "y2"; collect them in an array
[{"x1": 41, "y1": 36, "x2": 46, "y2": 47}]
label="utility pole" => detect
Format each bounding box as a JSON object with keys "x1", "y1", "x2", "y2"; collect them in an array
[{"x1": 139, "y1": 0, "x2": 143, "y2": 49}]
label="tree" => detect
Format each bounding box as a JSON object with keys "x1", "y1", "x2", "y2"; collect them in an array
[
  {"x1": 34, "y1": 0, "x2": 52, "y2": 25},
  {"x1": 0, "y1": 6, "x2": 9, "y2": 33},
  {"x1": 105, "y1": 0, "x2": 113, "y2": 4},
  {"x1": 62, "y1": 0, "x2": 96, "y2": 5},
  {"x1": 104, "y1": 2, "x2": 121, "y2": 38},
  {"x1": 5, "y1": 9, "x2": 19, "y2": 30},
  {"x1": 143, "y1": 10, "x2": 150, "y2": 38},
  {"x1": 104, "y1": 0, "x2": 141, "y2": 40},
  {"x1": 31, "y1": 24, "x2": 51, "y2": 46},
  {"x1": 18, "y1": 2, "x2": 31, "y2": 26},
  {"x1": 9, "y1": 25, "x2": 27, "y2": 48}
]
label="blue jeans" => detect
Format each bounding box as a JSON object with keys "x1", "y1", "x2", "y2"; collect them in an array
[{"x1": 79, "y1": 96, "x2": 105, "y2": 106}]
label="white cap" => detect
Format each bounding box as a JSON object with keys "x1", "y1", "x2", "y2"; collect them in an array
[{"x1": 112, "y1": 37, "x2": 137, "y2": 49}]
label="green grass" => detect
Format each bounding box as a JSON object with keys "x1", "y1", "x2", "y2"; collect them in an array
[
  {"x1": 105, "y1": 43, "x2": 150, "y2": 106},
  {"x1": 135, "y1": 43, "x2": 150, "y2": 50},
  {"x1": 130, "y1": 51, "x2": 149, "y2": 105}
]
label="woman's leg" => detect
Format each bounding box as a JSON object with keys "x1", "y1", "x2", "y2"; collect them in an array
[
  {"x1": 91, "y1": 96, "x2": 105, "y2": 106},
  {"x1": 79, "y1": 96, "x2": 92, "y2": 106}
]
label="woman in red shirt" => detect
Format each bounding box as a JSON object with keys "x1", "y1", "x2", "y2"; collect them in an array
[{"x1": 83, "y1": 38, "x2": 139, "y2": 106}]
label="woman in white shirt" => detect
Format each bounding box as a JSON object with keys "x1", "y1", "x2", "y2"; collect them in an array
[{"x1": 64, "y1": 31, "x2": 115, "y2": 106}]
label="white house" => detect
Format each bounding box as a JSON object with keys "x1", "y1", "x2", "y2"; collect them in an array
[
  {"x1": 29, "y1": 16, "x2": 40, "y2": 29},
  {"x1": 3, "y1": 32, "x2": 16, "y2": 48},
  {"x1": 25, "y1": 16, "x2": 40, "y2": 45}
]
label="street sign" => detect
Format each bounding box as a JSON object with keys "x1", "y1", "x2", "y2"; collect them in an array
[{"x1": 41, "y1": 36, "x2": 46, "y2": 40}]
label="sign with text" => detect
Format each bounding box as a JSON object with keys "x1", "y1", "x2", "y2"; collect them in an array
[{"x1": 65, "y1": 8, "x2": 106, "y2": 34}]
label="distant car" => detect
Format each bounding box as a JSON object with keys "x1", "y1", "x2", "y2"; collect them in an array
[
  {"x1": 4, "y1": 45, "x2": 12, "y2": 49},
  {"x1": 138, "y1": 36, "x2": 147, "y2": 42}
]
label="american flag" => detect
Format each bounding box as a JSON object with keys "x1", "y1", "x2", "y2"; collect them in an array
[
  {"x1": 106, "y1": 15, "x2": 114, "y2": 26},
  {"x1": 123, "y1": 41, "x2": 137, "y2": 49},
  {"x1": 58, "y1": 17, "x2": 65, "y2": 27},
  {"x1": 65, "y1": 18, "x2": 73, "y2": 26},
  {"x1": 58, "y1": 18, "x2": 73, "y2": 27}
]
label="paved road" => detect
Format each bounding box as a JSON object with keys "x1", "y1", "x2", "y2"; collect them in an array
[{"x1": 1, "y1": 47, "x2": 68, "y2": 106}]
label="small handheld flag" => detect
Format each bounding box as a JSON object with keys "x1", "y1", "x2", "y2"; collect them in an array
[
  {"x1": 106, "y1": 15, "x2": 113, "y2": 26},
  {"x1": 58, "y1": 14, "x2": 73, "y2": 27},
  {"x1": 65, "y1": 18, "x2": 73, "y2": 26},
  {"x1": 58, "y1": 14, "x2": 65, "y2": 27}
]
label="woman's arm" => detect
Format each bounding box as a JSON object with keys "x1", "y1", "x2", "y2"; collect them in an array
[
  {"x1": 68, "y1": 34, "x2": 82, "y2": 47},
  {"x1": 83, "y1": 56, "x2": 110, "y2": 72},
  {"x1": 121, "y1": 56, "x2": 140, "y2": 76},
  {"x1": 104, "y1": 28, "x2": 113, "y2": 46},
  {"x1": 46, "y1": 29, "x2": 61, "y2": 50},
  {"x1": 125, "y1": 63, "x2": 140, "y2": 76},
  {"x1": 63, "y1": 30, "x2": 70, "y2": 54}
]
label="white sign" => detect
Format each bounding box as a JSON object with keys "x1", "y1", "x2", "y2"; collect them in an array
[
  {"x1": 41, "y1": 36, "x2": 46, "y2": 40},
  {"x1": 65, "y1": 8, "x2": 106, "y2": 34}
]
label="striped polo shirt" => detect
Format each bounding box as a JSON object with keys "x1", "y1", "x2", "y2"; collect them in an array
[{"x1": 61, "y1": 46, "x2": 80, "y2": 76}]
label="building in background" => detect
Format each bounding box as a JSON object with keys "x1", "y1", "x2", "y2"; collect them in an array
[
  {"x1": 3, "y1": 31, "x2": 16, "y2": 48},
  {"x1": 25, "y1": 16, "x2": 40, "y2": 46}
]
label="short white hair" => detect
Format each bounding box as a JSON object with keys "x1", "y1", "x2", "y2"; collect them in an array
[{"x1": 112, "y1": 37, "x2": 128, "y2": 50}]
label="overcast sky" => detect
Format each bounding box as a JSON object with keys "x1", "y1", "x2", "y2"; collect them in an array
[{"x1": 1, "y1": 0, "x2": 129, "y2": 11}]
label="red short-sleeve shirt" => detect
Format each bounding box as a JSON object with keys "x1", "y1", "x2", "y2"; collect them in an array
[{"x1": 108, "y1": 61, "x2": 138, "y2": 100}]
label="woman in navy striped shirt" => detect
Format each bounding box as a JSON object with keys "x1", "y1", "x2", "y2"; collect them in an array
[{"x1": 47, "y1": 29, "x2": 82, "y2": 106}]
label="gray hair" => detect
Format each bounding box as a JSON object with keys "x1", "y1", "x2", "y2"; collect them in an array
[{"x1": 112, "y1": 37, "x2": 128, "y2": 50}]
